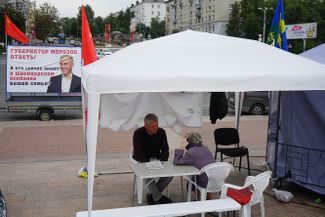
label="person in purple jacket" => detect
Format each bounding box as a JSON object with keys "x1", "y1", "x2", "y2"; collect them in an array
[{"x1": 173, "y1": 132, "x2": 215, "y2": 195}]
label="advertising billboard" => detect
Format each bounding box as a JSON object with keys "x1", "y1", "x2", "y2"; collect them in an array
[
  {"x1": 6, "y1": 46, "x2": 82, "y2": 93},
  {"x1": 286, "y1": 22, "x2": 317, "y2": 39}
]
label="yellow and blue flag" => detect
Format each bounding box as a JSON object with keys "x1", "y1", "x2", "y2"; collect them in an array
[{"x1": 267, "y1": 0, "x2": 288, "y2": 51}]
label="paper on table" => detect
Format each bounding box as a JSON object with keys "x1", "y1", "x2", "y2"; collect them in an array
[{"x1": 145, "y1": 161, "x2": 164, "y2": 170}]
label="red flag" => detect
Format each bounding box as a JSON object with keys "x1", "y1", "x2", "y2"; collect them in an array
[
  {"x1": 5, "y1": 15, "x2": 29, "y2": 45},
  {"x1": 81, "y1": 5, "x2": 98, "y2": 129},
  {"x1": 81, "y1": 5, "x2": 97, "y2": 65}
]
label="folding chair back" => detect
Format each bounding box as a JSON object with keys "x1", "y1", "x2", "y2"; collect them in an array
[{"x1": 214, "y1": 128, "x2": 250, "y2": 175}]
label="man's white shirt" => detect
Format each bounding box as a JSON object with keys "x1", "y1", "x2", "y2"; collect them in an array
[{"x1": 61, "y1": 75, "x2": 72, "y2": 92}]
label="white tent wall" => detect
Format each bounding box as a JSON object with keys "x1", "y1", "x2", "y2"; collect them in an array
[
  {"x1": 99, "y1": 92, "x2": 203, "y2": 132},
  {"x1": 266, "y1": 43, "x2": 325, "y2": 195},
  {"x1": 81, "y1": 31, "x2": 325, "y2": 216}
]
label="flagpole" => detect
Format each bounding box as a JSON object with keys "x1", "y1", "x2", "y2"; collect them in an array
[
  {"x1": 5, "y1": 12, "x2": 7, "y2": 50},
  {"x1": 81, "y1": 79, "x2": 88, "y2": 157}
]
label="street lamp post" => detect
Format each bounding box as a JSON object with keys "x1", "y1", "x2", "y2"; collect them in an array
[{"x1": 258, "y1": 7, "x2": 272, "y2": 43}]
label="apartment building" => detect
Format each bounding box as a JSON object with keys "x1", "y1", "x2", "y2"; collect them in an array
[
  {"x1": 166, "y1": 0, "x2": 238, "y2": 35},
  {"x1": 131, "y1": 0, "x2": 167, "y2": 27}
]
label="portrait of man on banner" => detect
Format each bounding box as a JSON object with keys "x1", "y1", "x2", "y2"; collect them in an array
[{"x1": 47, "y1": 54, "x2": 81, "y2": 93}]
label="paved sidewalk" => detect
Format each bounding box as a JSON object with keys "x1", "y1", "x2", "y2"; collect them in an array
[
  {"x1": 0, "y1": 116, "x2": 324, "y2": 217},
  {"x1": 0, "y1": 116, "x2": 267, "y2": 163},
  {"x1": 1, "y1": 157, "x2": 324, "y2": 217}
]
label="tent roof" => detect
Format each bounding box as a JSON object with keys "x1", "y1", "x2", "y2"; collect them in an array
[
  {"x1": 82, "y1": 30, "x2": 325, "y2": 94},
  {"x1": 300, "y1": 43, "x2": 325, "y2": 64}
]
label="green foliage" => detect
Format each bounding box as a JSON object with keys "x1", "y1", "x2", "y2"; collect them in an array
[
  {"x1": 0, "y1": 3, "x2": 26, "y2": 43},
  {"x1": 77, "y1": 5, "x2": 95, "y2": 38},
  {"x1": 149, "y1": 18, "x2": 166, "y2": 39},
  {"x1": 61, "y1": 5, "x2": 134, "y2": 38},
  {"x1": 240, "y1": 0, "x2": 265, "y2": 39},
  {"x1": 226, "y1": 0, "x2": 325, "y2": 53},
  {"x1": 60, "y1": 5, "x2": 135, "y2": 41},
  {"x1": 104, "y1": 9, "x2": 135, "y2": 35},
  {"x1": 134, "y1": 19, "x2": 166, "y2": 40},
  {"x1": 34, "y1": 2, "x2": 60, "y2": 41},
  {"x1": 136, "y1": 23, "x2": 150, "y2": 38},
  {"x1": 103, "y1": 14, "x2": 117, "y2": 33},
  {"x1": 61, "y1": 17, "x2": 78, "y2": 38},
  {"x1": 117, "y1": 8, "x2": 135, "y2": 34},
  {"x1": 94, "y1": 16, "x2": 104, "y2": 35},
  {"x1": 242, "y1": 12, "x2": 261, "y2": 39},
  {"x1": 284, "y1": 0, "x2": 325, "y2": 52},
  {"x1": 226, "y1": 2, "x2": 242, "y2": 37}
]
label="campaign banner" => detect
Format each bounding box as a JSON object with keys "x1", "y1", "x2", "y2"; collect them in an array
[
  {"x1": 7, "y1": 46, "x2": 82, "y2": 93},
  {"x1": 286, "y1": 22, "x2": 317, "y2": 39}
]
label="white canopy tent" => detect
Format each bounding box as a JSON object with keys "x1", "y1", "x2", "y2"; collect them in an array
[{"x1": 81, "y1": 30, "x2": 325, "y2": 216}]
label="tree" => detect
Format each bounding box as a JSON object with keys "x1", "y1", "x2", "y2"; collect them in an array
[
  {"x1": 61, "y1": 17, "x2": 78, "y2": 38},
  {"x1": 116, "y1": 8, "x2": 135, "y2": 34},
  {"x1": 34, "y1": 2, "x2": 60, "y2": 41},
  {"x1": 240, "y1": 0, "x2": 265, "y2": 39},
  {"x1": 103, "y1": 9, "x2": 134, "y2": 35},
  {"x1": 103, "y1": 13, "x2": 117, "y2": 33},
  {"x1": 226, "y1": 0, "x2": 272, "y2": 39},
  {"x1": 150, "y1": 18, "x2": 166, "y2": 39},
  {"x1": 136, "y1": 23, "x2": 150, "y2": 38},
  {"x1": 284, "y1": 0, "x2": 325, "y2": 53},
  {"x1": 226, "y1": 1, "x2": 242, "y2": 37},
  {"x1": 226, "y1": 0, "x2": 325, "y2": 53},
  {"x1": 94, "y1": 16, "x2": 104, "y2": 35},
  {"x1": 77, "y1": 5, "x2": 95, "y2": 39},
  {"x1": 0, "y1": 3, "x2": 26, "y2": 43}
]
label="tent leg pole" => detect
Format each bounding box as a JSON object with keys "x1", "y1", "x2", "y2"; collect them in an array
[{"x1": 273, "y1": 91, "x2": 281, "y2": 179}]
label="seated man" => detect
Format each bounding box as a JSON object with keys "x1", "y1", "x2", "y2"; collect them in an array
[{"x1": 133, "y1": 113, "x2": 173, "y2": 205}]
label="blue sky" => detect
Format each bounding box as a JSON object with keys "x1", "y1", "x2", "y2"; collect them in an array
[{"x1": 34, "y1": 0, "x2": 136, "y2": 18}]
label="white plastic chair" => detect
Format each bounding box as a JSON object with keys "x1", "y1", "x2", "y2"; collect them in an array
[
  {"x1": 129, "y1": 148, "x2": 138, "y2": 165},
  {"x1": 185, "y1": 162, "x2": 234, "y2": 217},
  {"x1": 130, "y1": 148, "x2": 139, "y2": 205},
  {"x1": 221, "y1": 170, "x2": 272, "y2": 217}
]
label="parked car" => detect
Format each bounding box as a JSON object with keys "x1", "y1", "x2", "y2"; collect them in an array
[
  {"x1": 47, "y1": 37, "x2": 54, "y2": 43},
  {"x1": 96, "y1": 48, "x2": 112, "y2": 59},
  {"x1": 227, "y1": 91, "x2": 269, "y2": 115},
  {"x1": 74, "y1": 41, "x2": 81, "y2": 46},
  {"x1": 69, "y1": 39, "x2": 75, "y2": 45}
]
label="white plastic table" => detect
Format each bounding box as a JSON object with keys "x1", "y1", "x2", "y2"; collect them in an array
[{"x1": 130, "y1": 161, "x2": 200, "y2": 204}]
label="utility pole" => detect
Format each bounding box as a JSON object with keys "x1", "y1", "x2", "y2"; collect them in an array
[{"x1": 258, "y1": 7, "x2": 272, "y2": 43}]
